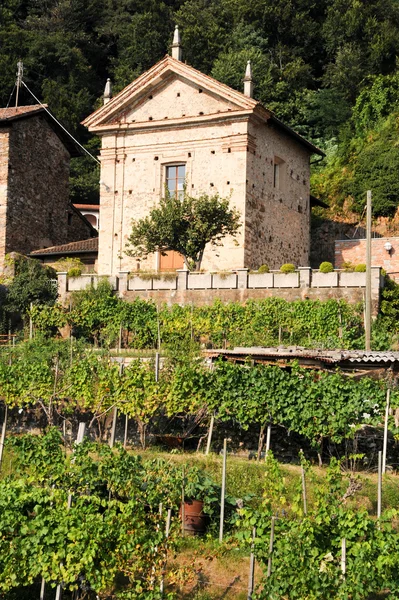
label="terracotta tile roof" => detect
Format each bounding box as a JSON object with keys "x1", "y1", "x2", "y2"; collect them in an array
[
  {"x1": 73, "y1": 203, "x2": 99, "y2": 211},
  {"x1": 30, "y1": 237, "x2": 98, "y2": 256},
  {"x1": 0, "y1": 105, "x2": 47, "y2": 121}
]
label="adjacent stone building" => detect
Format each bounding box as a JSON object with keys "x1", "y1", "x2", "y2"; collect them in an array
[
  {"x1": 82, "y1": 28, "x2": 324, "y2": 276},
  {"x1": 335, "y1": 237, "x2": 399, "y2": 282},
  {"x1": 0, "y1": 105, "x2": 96, "y2": 271}
]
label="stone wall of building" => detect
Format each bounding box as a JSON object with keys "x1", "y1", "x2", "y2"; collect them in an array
[
  {"x1": 97, "y1": 75, "x2": 250, "y2": 275},
  {"x1": 335, "y1": 237, "x2": 399, "y2": 281},
  {"x1": 96, "y1": 73, "x2": 313, "y2": 277},
  {"x1": 246, "y1": 119, "x2": 310, "y2": 270},
  {"x1": 0, "y1": 129, "x2": 10, "y2": 266},
  {"x1": 0, "y1": 115, "x2": 93, "y2": 269}
]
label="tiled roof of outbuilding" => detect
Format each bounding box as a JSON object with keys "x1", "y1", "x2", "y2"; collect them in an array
[{"x1": 30, "y1": 237, "x2": 98, "y2": 257}]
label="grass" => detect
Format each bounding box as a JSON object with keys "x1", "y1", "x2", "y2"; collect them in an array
[
  {"x1": 2, "y1": 441, "x2": 399, "y2": 599},
  {"x1": 130, "y1": 448, "x2": 399, "y2": 516}
]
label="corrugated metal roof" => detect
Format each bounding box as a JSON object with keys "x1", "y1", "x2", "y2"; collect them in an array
[{"x1": 204, "y1": 347, "x2": 399, "y2": 365}]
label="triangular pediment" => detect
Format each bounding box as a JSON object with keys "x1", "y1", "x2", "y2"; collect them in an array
[{"x1": 83, "y1": 56, "x2": 259, "y2": 130}]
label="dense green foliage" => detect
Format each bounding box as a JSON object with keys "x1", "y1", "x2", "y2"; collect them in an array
[
  {"x1": 3, "y1": 429, "x2": 399, "y2": 598},
  {"x1": 30, "y1": 281, "x2": 369, "y2": 349},
  {"x1": 0, "y1": 255, "x2": 57, "y2": 333},
  {"x1": 239, "y1": 455, "x2": 399, "y2": 599},
  {"x1": 3, "y1": 0, "x2": 399, "y2": 213},
  {"x1": 0, "y1": 429, "x2": 223, "y2": 598},
  {"x1": 0, "y1": 339, "x2": 396, "y2": 453}
]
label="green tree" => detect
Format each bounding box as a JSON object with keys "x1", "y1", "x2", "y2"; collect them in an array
[
  {"x1": 4, "y1": 255, "x2": 57, "y2": 316},
  {"x1": 126, "y1": 191, "x2": 241, "y2": 271}
]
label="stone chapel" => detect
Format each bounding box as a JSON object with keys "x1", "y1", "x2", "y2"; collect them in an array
[{"x1": 83, "y1": 27, "x2": 324, "y2": 276}]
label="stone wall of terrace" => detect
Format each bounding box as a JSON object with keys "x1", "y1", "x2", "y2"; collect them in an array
[{"x1": 57, "y1": 266, "x2": 383, "y2": 315}]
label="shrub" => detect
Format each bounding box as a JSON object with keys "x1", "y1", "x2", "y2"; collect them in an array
[
  {"x1": 355, "y1": 263, "x2": 366, "y2": 272},
  {"x1": 55, "y1": 257, "x2": 84, "y2": 274},
  {"x1": 280, "y1": 263, "x2": 296, "y2": 274},
  {"x1": 319, "y1": 261, "x2": 334, "y2": 273},
  {"x1": 67, "y1": 267, "x2": 82, "y2": 277},
  {"x1": 342, "y1": 261, "x2": 354, "y2": 272},
  {"x1": 258, "y1": 264, "x2": 270, "y2": 274}
]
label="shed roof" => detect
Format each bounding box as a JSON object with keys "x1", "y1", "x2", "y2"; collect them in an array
[
  {"x1": 30, "y1": 237, "x2": 98, "y2": 257},
  {"x1": 204, "y1": 347, "x2": 399, "y2": 373}
]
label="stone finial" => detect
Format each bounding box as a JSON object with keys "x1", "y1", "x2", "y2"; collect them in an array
[
  {"x1": 243, "y1": 60, "x2": 254, "y2": 98},
  {"x1": 171, "y1": 25, "x2": 183, "y2": 61},
  {"x1": 103, "y1": 78, "x2": 112, "y2": 105}
]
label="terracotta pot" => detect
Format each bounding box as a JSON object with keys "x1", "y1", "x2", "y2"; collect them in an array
[{"x1": 180, "y1": 499, "x2": 208, "y2": 535}]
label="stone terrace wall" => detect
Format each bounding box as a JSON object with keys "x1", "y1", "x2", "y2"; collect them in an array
[{"x1": 57, "y1": 267, "x2": 382, "y2": 315}]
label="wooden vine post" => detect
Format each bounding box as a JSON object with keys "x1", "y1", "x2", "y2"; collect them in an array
[
  {"x1": 247, "y1": 526, "x2": 256, "y2": 599},
  {"x1": 55, "y1": 423, "x2": 86, "y2": 599},
  {"x1": 301, "y1": 465, "x2": 308, "y2": 515},
  {"x1": 382, "y1": 388, "x2": 390, "y2": 474},
  {"x1": 219, "y1": 438, "x2": 227, "y2": 543},
  {"x1": 205, "y1": 413, "x2": 215, "y2": 455},
  {"x1": 0, "y1": 404, "x2": 8, "y2": 473},
  {"x1": 267, "y1": 516, "x2": 276, "y2": 578},
  {"x1": 377, "y1": 450, "x2": 382, "y2": 520}
]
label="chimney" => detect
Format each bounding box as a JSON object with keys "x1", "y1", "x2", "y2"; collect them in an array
[
  {"x1": 103, "y1": 78, "x2": 112, "y2": 105},
  {"x1": 243, "y1": 60, "x2": 253, "y2": 98},
  {"x1": 171, "y1": 25, "x2": 183, "y2": 61}
]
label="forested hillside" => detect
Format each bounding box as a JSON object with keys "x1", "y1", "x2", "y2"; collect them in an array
[{"x1": 2, "y1": 0, "x2": 399, "y2": 215}]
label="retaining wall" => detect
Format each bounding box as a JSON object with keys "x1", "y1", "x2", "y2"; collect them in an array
[{"x1": 57, "y1": 267, "x2": 383, "y2": 314}]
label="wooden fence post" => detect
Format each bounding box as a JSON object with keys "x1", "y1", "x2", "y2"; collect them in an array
[
  {"x1": 0, "y1": 404, "x2": 8, "y2": 473},
  {"x1": 267, "y1": 517, "x2": 276, "y2": 578},
  {"x1": 205, "y1": 413, "x2": 215, "y2": 456},
  {"x1": 383, "y1": 389, "x2": 390, "y2": 474},
  {"x1": 247, "y1": 527, "x2": 256, "y2": 599},
  {"x1": 219, "y1": 438, "x2": 227, "y2": 543}
]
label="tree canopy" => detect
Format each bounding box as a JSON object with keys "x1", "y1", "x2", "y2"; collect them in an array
[
  {"x1": 2, "y1": 0, "x2": 399, "y2": 215},
  {"x1": 126, "y1": 191, "x2": 241, "y2": 271}
]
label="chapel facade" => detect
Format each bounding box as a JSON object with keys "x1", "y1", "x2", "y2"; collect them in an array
[{"x1": 83, "y1": 28, "x2": 323, "y2": 276}]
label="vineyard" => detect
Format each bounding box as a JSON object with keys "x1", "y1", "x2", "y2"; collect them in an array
[
  {"x1": 2, "y1": 289, "x2": 399, "y2": 598},
  {"x1": 2, "y1": 429, "x2": 399, "y2": 599},
  {"x1": 30, "y1": 283, "x2": 369, "y2": 350},
  {"x1": 0, "y1": 338, "x2": 397, "y2": 455}
]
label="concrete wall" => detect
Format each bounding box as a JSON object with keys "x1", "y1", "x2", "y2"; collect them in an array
[
  {"x1": 335, "y1": 237, "x2": 399, "y2": 282},
  {"x1": 57, "y1": 267, "x2": 382, "y2": 315},
  {"x1": 246, "y1": 120, "x2": 310, "y2": 270}
]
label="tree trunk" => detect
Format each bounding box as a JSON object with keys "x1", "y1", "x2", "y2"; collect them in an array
[
  {"x1": 257, "y1": 423, "x2": 266, "y2": 462},
  {"x1": 138, "y1": 420, "x2": 147, "y2": 449}
]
